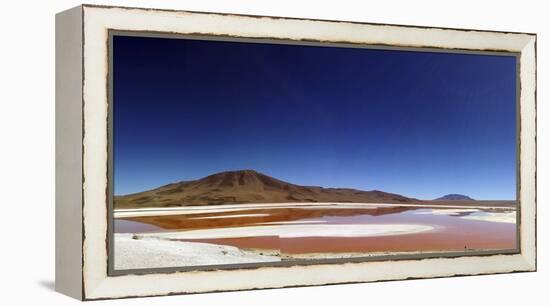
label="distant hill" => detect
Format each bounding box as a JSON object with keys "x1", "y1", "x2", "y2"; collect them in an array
[
  {"x1": 435, "y1": 194, "x2": 475, "y2": 201},
  {"x1": 114, "y1": 170, "x2": 418, "y2": 209}
]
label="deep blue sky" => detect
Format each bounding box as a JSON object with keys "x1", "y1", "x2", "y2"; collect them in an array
[{"x1": 113, "y1": 35, "x2": 517, "y2": 200}]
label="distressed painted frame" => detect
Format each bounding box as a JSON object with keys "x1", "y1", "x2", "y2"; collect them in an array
[{"x1": 55, "y1": 4, "x2": 536, "y2": 300}]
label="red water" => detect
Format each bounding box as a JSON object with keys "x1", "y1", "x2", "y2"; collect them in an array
[{"x1": 115, "y1": 206, "x2": 517, "y2": 255}]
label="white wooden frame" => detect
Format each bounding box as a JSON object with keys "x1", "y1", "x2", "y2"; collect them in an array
[{"x1": 55, "y1": 4, "x2": 536, "y2": 300}]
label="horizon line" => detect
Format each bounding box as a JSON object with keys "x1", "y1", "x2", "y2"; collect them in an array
[{"x1": 113, "y1": 168, "x2": 516, "y2": 201}]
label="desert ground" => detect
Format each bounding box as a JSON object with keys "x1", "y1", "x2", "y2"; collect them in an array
[
  {"x1": 114, "y1": 201, "x2": 516, "y2": 270},
  {"x1": 113, "y1": 170, "x2": 516, "y2": 270}
]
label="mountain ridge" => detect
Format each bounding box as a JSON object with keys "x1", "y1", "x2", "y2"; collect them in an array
[
  {"x1": 435, "y1": 194, "x2": 475, "y2": 201},
  {"x1": 114, "y1": 169, "x2": 418, "y2": 209}
]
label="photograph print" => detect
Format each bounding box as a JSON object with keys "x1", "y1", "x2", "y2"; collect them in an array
[{"x1": 111, "y1": 33, "x2": 518, "y2": 271}]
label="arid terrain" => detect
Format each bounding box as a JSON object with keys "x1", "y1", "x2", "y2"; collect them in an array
[{"x1": 113, "y1": 170, "x2": 517, "y2": 270}]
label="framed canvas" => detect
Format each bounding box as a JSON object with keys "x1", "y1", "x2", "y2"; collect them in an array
[{"x1": 55, "y1": 4, "x2": 537, "y2": 300}]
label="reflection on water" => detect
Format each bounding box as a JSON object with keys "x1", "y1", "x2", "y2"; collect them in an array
[{"x1": 115, "y1": 204, "x2": 517, "y2": 255}]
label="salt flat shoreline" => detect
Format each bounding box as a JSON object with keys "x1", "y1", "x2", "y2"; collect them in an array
[
  {"x1": 114, "y1": 202, "x2": 516, "y2": 218},
  {"x1": 135, "y1": 223, "x2": 436, "y2": 240},
  {"x1": 113, "y1": 202, "x2": 516, "y2": 269},
  {"x1": 276, "y1": 249, "x2": 503, "y2": 260},
  {"x1": 114, "y1": 234, "x2": 280, "y2": 270},
  {"x1": 115, "y1": 233, "x2": 505, "y2": 270}
]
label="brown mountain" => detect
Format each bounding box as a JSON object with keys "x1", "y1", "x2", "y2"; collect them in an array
[
  {"x1": 435, "y1": 194, "x2": 475, "y2": 201},
  {"x1": 114, "y1": 169, "x2": 417, "y2": 209}
]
